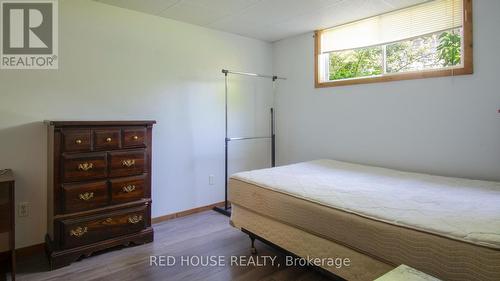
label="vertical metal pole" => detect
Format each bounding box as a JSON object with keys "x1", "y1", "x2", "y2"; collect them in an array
[
  {"x1": 271, "y1": 108, "x2": 275, "y2": 167},
  {"x1": 224, "y1": 72, "x2": 229, "y2": 210},
  {"x1": 214, "y1": 70, "x2": 231, "y2": 216},
  {"x1": 271, "y1": 76, "x2": 277, "y2": 168}
]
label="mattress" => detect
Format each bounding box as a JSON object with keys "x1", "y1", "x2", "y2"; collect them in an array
[
  {"x1": 229, "y1": 160, "x2": 500, "y2": 281},
  {"x1": 232, "y1": 159, "x2": 500, "y2": 248}
]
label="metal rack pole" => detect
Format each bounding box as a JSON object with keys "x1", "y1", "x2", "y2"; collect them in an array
[
  {"x1": 271, "y1": 107, "x2": 276, "y2": 167},
  {"x1": 214, "y1": 69, "x2": 283, "y2": 217},
  {"x1": 214, "y1": 71, "x2": 231, "y2": 216},
  {"x1": 224, "y1": 71, "x2": 229, "y2": 211},
  {"x1": 222, "y1": 69, "x2": 286, "y2": 80}
]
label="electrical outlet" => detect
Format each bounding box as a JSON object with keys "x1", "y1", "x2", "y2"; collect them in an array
[
  {"x1": 209, "y1": 175, "x2": 215, "y2": 186},
  {"x1": 18, "y1": 202, "x2": 29, "y2": 217}
]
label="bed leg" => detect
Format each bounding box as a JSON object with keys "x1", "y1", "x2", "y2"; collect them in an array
[{"x1": 249, "y1": 235, "x2": 257, "y2": 255}]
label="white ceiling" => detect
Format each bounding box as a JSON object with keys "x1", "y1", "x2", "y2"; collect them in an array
[{"x1": 95, "y1": 0, "x2": 428, "y2": 42}]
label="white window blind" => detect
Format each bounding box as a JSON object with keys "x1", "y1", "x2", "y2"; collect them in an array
[{"x1": 320, "y1": 0, "x2": 463, "y2": 53}]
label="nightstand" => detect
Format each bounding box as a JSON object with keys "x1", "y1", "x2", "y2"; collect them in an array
[{"x1": 0, "y1": 169, "x2": 15, "y2": 281}]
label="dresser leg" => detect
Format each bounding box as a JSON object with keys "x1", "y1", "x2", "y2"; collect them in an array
[{"x1": 47, "y1": 247, "x2": 85, "y2": 271}]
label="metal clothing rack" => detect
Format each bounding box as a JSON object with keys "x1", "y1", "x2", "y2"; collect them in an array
[{"x1": 214, "y1": 69, "x2": 286, "y2": 217}]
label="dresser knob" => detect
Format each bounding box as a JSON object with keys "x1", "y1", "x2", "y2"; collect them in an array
[
  {"x1": 106, "y1": 137, "x2": 112, "y2": 143},
  {"x1": 122, "y1": 185, "x2": 136, "y2": 193},
  {"x1": 133, "y1": 135, "x2": 139, "y2": 140},
  {"x1": 128, "y1": 215, "x2": 143, "y2": 224},
  {"x1": 75, "y1": 139, "x2": 82, "y2": 144},
  {"x1": 78, "y1": 163, "x2": 94, "y2": 171},
  {"x1": 122, "y1": 159, "x2": 135, "y2": 167},
  {"x1": 70, "y1": 226, "x2": 88, "y2": 237},
  {"x1": 79, "y1": 192, "x2": 94, "y2": 201}
]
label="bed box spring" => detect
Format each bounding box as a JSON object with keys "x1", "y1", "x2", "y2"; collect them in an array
[
  {"x1": 231, "y1": 203, "x2": 393, "y2": 281},
  {"x1": 228, "y1": 178, "x2": 500, "y2": 281}
]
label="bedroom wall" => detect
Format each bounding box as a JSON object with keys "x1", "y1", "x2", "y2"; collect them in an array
[
  {"x1": 272, "y1": 0, "x2": 500, "y2": 181},
  {"x1": 0, "y1": 0, "x2": 273, "y2": 248}
]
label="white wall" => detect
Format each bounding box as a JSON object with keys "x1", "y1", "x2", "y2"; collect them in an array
[
  {"x1": 273, "y1": 0, "x2": 500, "y2": 181},
  {"x1": 0, "y1": 0, "x2": 273, "y2": 248}
]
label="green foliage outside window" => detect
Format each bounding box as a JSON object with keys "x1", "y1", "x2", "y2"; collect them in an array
[
  {"x1": 329, "y1": 47, "x2": 383, "y2": 80},
  {"x1": 328, "y1": 29, "x2": 462, "y2": 81},
  {"x1": 437, "y1": 31, "x2": 462, "y2": 66}
]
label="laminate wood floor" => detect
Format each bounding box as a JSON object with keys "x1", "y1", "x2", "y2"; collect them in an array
[{"x1": 14, "y1": 211, "x2": 332, "y2": 281}]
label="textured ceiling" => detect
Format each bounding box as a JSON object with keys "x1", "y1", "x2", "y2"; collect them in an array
[{"x1": 95, "y1": 0, "x2": 428, "y2": 42}]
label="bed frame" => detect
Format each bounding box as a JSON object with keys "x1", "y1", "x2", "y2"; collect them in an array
[{"x1": 241, "y1": 228, "x2": 346, "y2": 281}]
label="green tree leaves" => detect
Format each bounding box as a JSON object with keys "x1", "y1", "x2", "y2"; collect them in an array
[
  {"x1": 437, "y1": 32, "x2": 462, "y2": 66},
  {"x1": 328, "y1": 28, "x2": 462, "y2": 81},
  {"x1": 329, "y1": 47, "x2": 382, "y2": 80}
]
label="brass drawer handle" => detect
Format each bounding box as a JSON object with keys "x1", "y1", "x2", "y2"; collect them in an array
[
  {"x1": 128, "y1": 215, "x2": 143, "y2": 224},
  {"x1": 79, "y1": 192, "x2": 94, "y2": 201},
  {"x1": 70, "y1": 226, "x2": 88, "y2": 237},
  {"x1": 133, "y1": 135, "x2": 139, "y2": 140},
  {"x1": 122, "y1": 185, "x2": 136, "y2": 193},
  {"x1": 106, "y1": 137, "x2": 112, "y2": 143},
  {"x1": 75, "y1": 139, "x2": 82, "y2": 144},
  {"x1": 78, "y1": 162, "x2": 94, "y2": 171},
  {"x1": 103, "y1": 218, "x2": 113, "y2": 224},
  {"x1": 122, "y1": 159, "x2": 135, "y2": 167}
]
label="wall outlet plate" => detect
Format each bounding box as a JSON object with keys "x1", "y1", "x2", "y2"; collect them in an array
[
  {"x1": 18, "y1": 202, "x2": 29, "y2": 217},
  {"x1": 209, "y1": 175, "x2": 215, "y2": 185}
]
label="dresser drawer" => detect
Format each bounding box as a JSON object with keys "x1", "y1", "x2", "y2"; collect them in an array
[
  {"x1": 93, "y1": 129, "x2": 121, "y2": 151},
  {"x1": 60, "y1": 206, "x2": 147, "y2": 249},
  {"x1": 122, "y1": 127, "x2": 147, "y2": 148},
  {"x1": 109, "y1": 150, "x2": 145, "y2": 177},
  {"x1": 110, "y1": 175, "x2": 146, "y2": 204},
  {"x1": 62, "y1": 181, "x2": 108, "y2": 213},
  {"x1": 62, "y1": 153, "x2": 107, "y2": 182},
  {"x1": 62, "y1": 129, "x2": 91, "y2": 152}
]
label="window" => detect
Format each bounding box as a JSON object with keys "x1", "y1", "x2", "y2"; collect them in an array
[{"x1": 315, "y1": 0, "x2": 473, "y2": 87}]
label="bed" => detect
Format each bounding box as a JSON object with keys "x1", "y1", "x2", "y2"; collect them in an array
[{"x1": 228, "y1": 160, "x2": 500, "y2": 281}]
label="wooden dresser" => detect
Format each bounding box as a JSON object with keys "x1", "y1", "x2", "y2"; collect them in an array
[
  {"x1": 45, "y1": 121, "x2": 155, "y2": 269},
  {"x1": 0, "y1": 169, "x2": 15, "y2": 280}
]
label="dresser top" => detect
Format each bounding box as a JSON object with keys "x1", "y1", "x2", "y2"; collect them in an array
[
  {"x1": 45, "y1": 120, "x2": 156, "y2": 127},
  {"x1": 0, "y1": 169, "x2": 14, "y2": 183}
]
